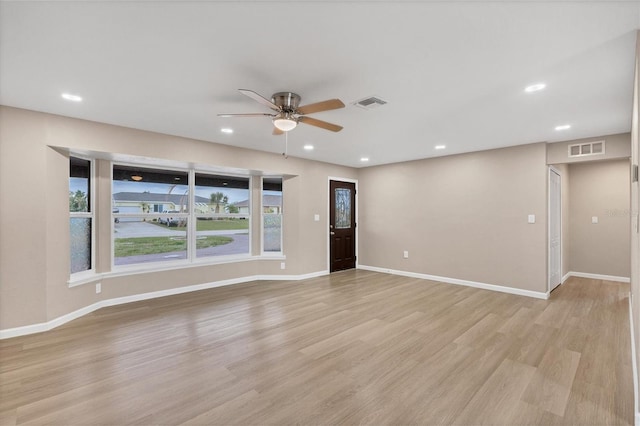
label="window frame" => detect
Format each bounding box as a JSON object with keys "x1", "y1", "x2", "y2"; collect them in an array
[
  {"x1": 192, "y1": 171, "x2": 252, "y2": 264},
  {"x1": 111, "y1": 162, "x2": 254, "y2": 271},
  {"x1": 261, "y1": 176, "x2": 283, "y2": 255},
  {"x1": 69, "y1": 155, "x2": 96, "y2": 278}
]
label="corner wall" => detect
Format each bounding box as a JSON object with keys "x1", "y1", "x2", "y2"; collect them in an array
[{"x1": 358, "y1": 142, "x2": 549, "y2": 294}]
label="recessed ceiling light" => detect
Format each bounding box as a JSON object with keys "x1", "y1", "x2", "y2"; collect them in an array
[
  {"x1": 435, "y1": 145, "x2": 446, "y2": 150},
  {"x1": 303, "y1": 144, "x2": 314, "y2": 151},
  {"x1": 555, "y1": 124, "x2": 571, "y2": 131},
  {"x1": 61, "y1": 93, "x2": 82, "y2": 102},
  {"x1": 131, "y1": 175, "x2": 143, "y2": 181},
  {"x1": 360, "y1": 157, "x2": 369, "y2": 162},
  {"x1": 524, "y1": 83, "x2": 546, "y2": 93},
  {"x1": 221, "y1": 128, "x2": 233, "y2": 134}
]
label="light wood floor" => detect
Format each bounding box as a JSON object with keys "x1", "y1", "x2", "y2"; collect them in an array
[{"x1": 0, "y1": 270, "x2": 633, "y2": 425}]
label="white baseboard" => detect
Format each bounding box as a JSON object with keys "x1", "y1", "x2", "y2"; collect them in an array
[
  {"x1": 562, "y1": 272, "x2": 572, "y2": 284},
  {"x1": 0, "y1": 271, "x2": 329, "y2": 340},
  {"x1": 566, "y1": 271, "x2": 630, "y2": 283},
  {"x1": 357, "y1": 265, "x2": 548, "y2": 300},
  {"x1": 630, "y1": 294, "x2": 640, "y2": 426}
]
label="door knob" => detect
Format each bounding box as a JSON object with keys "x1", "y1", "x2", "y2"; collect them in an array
[{"x1": 330, "y1": 232, "x2": 335, "y2": 235}]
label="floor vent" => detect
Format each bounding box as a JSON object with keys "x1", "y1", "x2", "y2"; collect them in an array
[{"x1": 353, "y1": 96, "x2": 387, "y2": 110}]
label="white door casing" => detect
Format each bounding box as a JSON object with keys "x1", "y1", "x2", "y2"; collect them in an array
[{"x1": 549, "y1": 167, "x2": 562, "y2": 292}]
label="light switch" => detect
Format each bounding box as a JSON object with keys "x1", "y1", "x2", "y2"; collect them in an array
[
  {"x1": 403, "y1": 251, "x2": 409, "y2": 259},
  {"x1": 592, "y1": 216, "x2": 599, "y2": 224},
  {"x1": 528, "y1": 214, "x2": 536, "y2": 224},
  {"x1": 314, "y1": 214, "x2": 320, "y2": 222}
]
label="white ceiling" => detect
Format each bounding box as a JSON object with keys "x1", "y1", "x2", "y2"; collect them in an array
[{"x1": 1, "y1": 1, "x2": 639, "y2": 168}]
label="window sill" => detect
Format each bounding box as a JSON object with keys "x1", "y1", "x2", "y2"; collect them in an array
[
  {"x1": 67, "y1": 254, "x2": 286, "y2": 288},
  {"x1": 68, "y1": 271, "x2": 102, "y2": 288}
]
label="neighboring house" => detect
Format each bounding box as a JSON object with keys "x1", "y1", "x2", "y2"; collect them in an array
[
  {"x1": 233, "y1": 195, "x2": 282, "y2": 215},
  {"x1": 113, "y1": 192, "x2": 211, "y2": 217}
]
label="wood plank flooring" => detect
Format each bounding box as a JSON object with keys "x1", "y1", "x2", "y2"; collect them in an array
[{"x1": 0, "y1": 270, "x2": 633, "y2": 425}]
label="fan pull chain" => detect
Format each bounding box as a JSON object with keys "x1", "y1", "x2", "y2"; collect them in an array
[{"x1": 283, "y1": 131, "x2": 289, "y2": 159}]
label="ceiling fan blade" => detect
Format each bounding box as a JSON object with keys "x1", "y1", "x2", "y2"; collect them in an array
[
  {"x1": 272, "y1": 127, "x2": 284, "y2": 136},
  {"x1": 217, "y1": 113, "x2": 275, "y2": 117},
  {"x1": 297, "y1": 99, "x2": 345, "y2": 115},
  {"x1": 238, "y1": 89, "x2": 280, "y2": 111},
  {"x1": 298, "y1": 116, "x2": 343, "y2": 132}
]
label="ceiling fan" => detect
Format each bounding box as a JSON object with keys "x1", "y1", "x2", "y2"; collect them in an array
[{"x1": 218, "y1": 89, "x2": 345, "y2": 134}]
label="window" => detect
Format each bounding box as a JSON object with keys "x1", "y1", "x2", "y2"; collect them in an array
[
  {"x1": 262, "y1": 177, "x2": 283, "y2": 253},
  {"x1": 112, "y1": 164, "x2": 252, "y2": 267},
  {"x1": 112, "y1": 165, "x2": 189, "y2": 266},
  {"x1": 69, "y1": 156, "x2": 93, "y2": 275},
  {"x1": 194, "y1": 173, "x2": 250, "y2": 259}
]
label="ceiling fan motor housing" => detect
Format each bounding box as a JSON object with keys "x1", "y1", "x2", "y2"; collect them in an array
[{"x1": 272, "y1": 92, "x2": 301, "y2": 113}]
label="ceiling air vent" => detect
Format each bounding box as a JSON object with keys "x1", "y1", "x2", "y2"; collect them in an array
[{"x1": 353, "y1": 96, "x2": 387, "y2": 110}]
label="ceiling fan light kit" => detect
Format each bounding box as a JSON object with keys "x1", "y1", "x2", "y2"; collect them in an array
[
  {"x1": 218, "y1": 89, "x2": 345, "y2": 134},
  {"x1": 273, "y1": 113, "x2": 298, "y2": 132}
]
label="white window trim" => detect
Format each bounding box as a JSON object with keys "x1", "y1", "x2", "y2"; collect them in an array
[
  {"x1": 111, "y1": 162, "x2": 255, "y2": 270},
  {"x1": 261, "y1": 176, "x2": 283, "y2": 256},
  {"x1": 70, "y1": 155, "x2": 95, "y2": 278},
  {"x1": 68, "y1": 253, "x2": 286, "y2": 288}
]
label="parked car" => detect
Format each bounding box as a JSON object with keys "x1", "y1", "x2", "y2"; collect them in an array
[{"x1": 159, "y1": 210, "x2": 180, "y2": 227}]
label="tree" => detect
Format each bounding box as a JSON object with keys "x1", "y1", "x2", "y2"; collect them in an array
[
  {"x1": 210, "y1": 192, "x2": 228, "y2": 213},
  {"x1": 69, "y1": 190, "x2": 88, "y2": 212},
  {"x1": 226, "y1": 204, "x2": 239, "y2": 214},
  {"x1": 141, "y1": 202, "x2": 150, "y2": 221}
]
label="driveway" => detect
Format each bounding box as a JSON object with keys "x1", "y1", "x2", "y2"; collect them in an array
[
  {"x1": 113, "y1": 222, "x2": 250, "y2": 266},
  {"x1": 114, "y1": 221, "x2": 247, "y2": 238},
  {"x1": 114, "y1": 221, "x2": 183, "y2": 238}
]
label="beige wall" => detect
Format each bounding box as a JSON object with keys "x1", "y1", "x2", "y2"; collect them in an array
[
  {"x1": 1, "y1": 103, "x2": 633, "y2": 333},
  {"x1": 358, "y1": 143, "x2": 549, "y2": 293},
  {"x1": 0, "y1": 106, "x2": 357, "y2": 330},
  {"x1": 567, "y1": 160, "x2": 630, "y2": 278},
  {"x1": 547, "y1": 133, "x2": 631, "y2": 164}
]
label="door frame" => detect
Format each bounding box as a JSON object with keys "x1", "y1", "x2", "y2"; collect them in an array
[
  {"x1": 327, "y1": 177, "x2": 359, "y2": 272},
  {"x1": 548, "y1": 166, "x2": 563, "y2": 293}
]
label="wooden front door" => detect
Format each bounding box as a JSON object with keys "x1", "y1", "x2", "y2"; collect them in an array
[{"x1": 330, "y1": 180, "x2": 356, "y2": 272}]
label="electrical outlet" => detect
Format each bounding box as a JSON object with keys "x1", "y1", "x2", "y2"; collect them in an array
[
  {"x1": 96, "y1": 283, "x2": 101, "y2": 294},
  {"x1": 280, "y1": 262, "x2": 285, "y2": 270},
  {"x1": 403, "y1": 251, "x2": 409, "y2": 259}
]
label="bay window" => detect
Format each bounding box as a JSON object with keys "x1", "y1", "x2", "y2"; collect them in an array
[
  {"x1": 194, "y1": 173, "x2": 250, "y2": 259},
  {"x1": 112, "y1": 163, "x2": 257, "y2": 268},
  {"x1": 69, "y1": 156, "x2": 94, "y2": 275},
  {"x1": 262, "y1": 177, "x2": 283, "y2": 254}
]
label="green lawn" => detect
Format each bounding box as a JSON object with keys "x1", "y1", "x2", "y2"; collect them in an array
[
  {"x1": 115, "y1": 235, "x2": 233, "y2": 257},
  {"x1": 151, "y1": 219, "x2": 249, "y2": 231}
]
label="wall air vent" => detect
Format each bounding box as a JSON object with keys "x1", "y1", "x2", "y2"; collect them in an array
[
  {"x1": 568, "y1": 140, "x2": 605, "y2": 158},
  {"x1": 353, "y1": 96, "x2": 387, "y2": 110}
]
